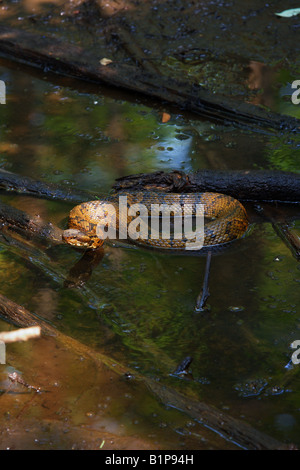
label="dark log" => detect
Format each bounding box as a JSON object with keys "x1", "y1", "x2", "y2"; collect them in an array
[
  {"x1": 0, "y1": 199, "x2": 63, "y2": 245},
  {"x1": 3, "y1": 165, "x2": 298, "y2": 207},
  {"x1": 0, "y1": 169, "x2": 94, "y2": 204},
  {"x1": 0, "y1": 293, "x2": 49, "y2": 330},
  {"x1": 3, "y1": 167, "x2": 299, "y2": 205},
  {"x1": 0, "y1": 24, "x2": 299, "y2": 133},
  {"x1": 113, "y1": 169, "x2": 300, "y2": 203}
]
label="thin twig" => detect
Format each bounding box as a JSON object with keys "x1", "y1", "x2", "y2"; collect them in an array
[{"x1": 195, "y1": 250, "x2": 212, "y2": 311}]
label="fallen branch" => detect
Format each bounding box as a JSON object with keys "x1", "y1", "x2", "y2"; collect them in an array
[
  {"x1": 113, "y1": 169, "x2": 300, "y2": 203},
  {"x1": 0, "y1": 199, "x2": 63, "y2": 245},
  {"x1": 1, "y1": 168, "x2": 300, "y2": 207},
  {"x1": 0, "y1": 24, "x2": 299, "y2": 133},
  {"x1": 0, "y1": 169, "x2": 93, "y2": 204}
]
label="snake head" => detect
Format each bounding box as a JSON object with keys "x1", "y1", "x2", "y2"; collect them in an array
[{"x1": 62, "y1": 228, "x2": 104, "y2": 249}]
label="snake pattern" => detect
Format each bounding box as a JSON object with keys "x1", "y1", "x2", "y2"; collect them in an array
[{"x1": 62, "y1": 191, "x2": 249, "y2": 250}]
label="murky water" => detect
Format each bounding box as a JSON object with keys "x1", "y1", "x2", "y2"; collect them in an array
[{"x1": 0, "y1": 49, "x2": 299, "y2": 450}]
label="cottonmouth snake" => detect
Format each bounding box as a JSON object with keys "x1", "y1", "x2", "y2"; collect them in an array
[{"x1": 62, "y1": 191, "x2": 249, "y2": 251}]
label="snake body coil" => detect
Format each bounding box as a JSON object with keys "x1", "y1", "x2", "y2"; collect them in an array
[{"x1": 63, "y1": 191, "x2": 249, "y2": 250}]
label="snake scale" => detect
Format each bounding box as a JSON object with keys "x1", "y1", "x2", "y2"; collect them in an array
[
  {"x1": 62, "y1": 191, "x2": 248, "y2": 251},
  {"x1": 63, "y1": 191, "x2": 249, "y2": 250}
]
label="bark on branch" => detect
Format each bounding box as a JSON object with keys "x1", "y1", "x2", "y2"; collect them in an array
[
  {"x1": 1, "y1": 168, "x2": 300, "y2": 205},
  {"x1": 113, "y1": 169, "x2": 300, "y2": 203},
  {"x1": 0, "y1": 199, "x2": 63, "y2": 245},
  {"x1": 0, "y1": 169, "x2": 93, "y2": 204}
]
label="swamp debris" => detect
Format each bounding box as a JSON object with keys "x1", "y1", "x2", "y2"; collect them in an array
[
  {"x1": 0, "y1": 24, "x2": 299, "y2": 134},
  {"x1": 8, "y1": 371, "x2": 43, "y2": 393},
  {"x1": 0, "y1": 292, "x2": 292, "y2": 450}
]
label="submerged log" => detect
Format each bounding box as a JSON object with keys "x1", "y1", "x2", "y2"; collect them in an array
[
  {"x1": 0, "y1": 292, "x2": 291, "y2": 450},
  {"x1": 0, "y1": 24, "x2": 299, "y2": 133},
  {"x1": 0, "y1": 169, "x2": 93, "y2": 204},
  {"x1": 113, "y1": 169, "x2": 300, "y2": 203},
  {"x1": 0, "y1": 199, "x2": 63, "y2": 245}
]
